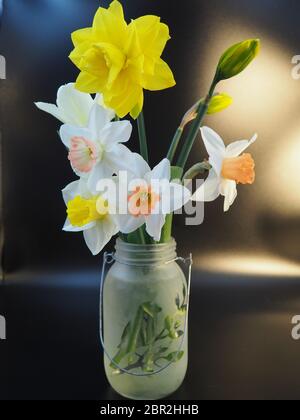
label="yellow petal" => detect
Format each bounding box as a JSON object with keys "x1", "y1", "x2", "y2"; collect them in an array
[
  {"x1": 108, "y1": 0, "x2": 125, "y2": 21},
  {"x1": 69, "y1": 41, "x2": 92, "y2": 69},
  {"x1": 130, "y1": 91, "x2": 144, "y2": 119},
  {"x1": 94, "y1": 42, "x2": 125, "y2": 88},
  {"x1": 106, "y1": 77, "x2": 142, "y2": 118},
  {"x1": 75, "y1": 71, "x2": 105, "y2": 94},
  {"x1": 71, "y1": 28, "x2": 94, "y2": 47},
  {"x1": 133, "y1": 15, "x2": 170, "y2": 58},
  {"x1": 142, "y1": 58, "x2": 176, "y2": 91},
  {"x1": 79, "y1": 47, "x2": 109, "y2": 80},
  {"x1": 92, "y1": 6, "x2": 127, "y2": 50}
]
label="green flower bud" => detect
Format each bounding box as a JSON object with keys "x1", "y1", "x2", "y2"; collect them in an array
[{"x1": 216, "y1": 39, "x2": 260, "y2": 81}]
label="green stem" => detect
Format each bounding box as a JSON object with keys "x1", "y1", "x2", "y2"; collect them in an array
[
  {"x1": 176, "y1": 79, "x2": 218, "y2": 171},
  {"x1": 137, "y1": 111, "x2": 149, "y2": 163},
  {"x1": 183, "y1": 161, "x2": 212, "y2": 182},
  {"x1": 138, "y1": 227, "x2": 146, "y2": 245},
  {"x1": 166, "y1": 127, "x2": 183, "y2": 163}
]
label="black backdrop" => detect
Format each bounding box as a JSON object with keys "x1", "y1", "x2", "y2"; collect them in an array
[{"x1": 2, "y1": 0, "x2": 300, "y2": 401}]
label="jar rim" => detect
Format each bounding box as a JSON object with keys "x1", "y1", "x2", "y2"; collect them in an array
[{"x1": 114, "y1": 237, "x2": 177, "y2": 266}]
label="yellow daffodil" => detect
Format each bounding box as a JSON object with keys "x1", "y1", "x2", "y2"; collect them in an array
[{"x1": 69, "y1": 0, "x2": 176, "y2": 119}]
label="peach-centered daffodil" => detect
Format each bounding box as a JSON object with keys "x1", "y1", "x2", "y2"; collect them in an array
[
  {"x1": 69, "y1": 0, "x2": 176, "y2": 119},
  {"x1": 116, "y1": 158, "x2": 191, "y2": 242},
  {"x1": 192, "y1": 127, "x2": 257, "y2": 212},
  {"x1": 35, "y1": 83, "x2": 114, "y2": 127},
  {"x1": 62, "y1": 179, "x2": 118, "y2": 255},
  {"x1": 59, "y1": 102, "x2": 133, "y2": 189}
]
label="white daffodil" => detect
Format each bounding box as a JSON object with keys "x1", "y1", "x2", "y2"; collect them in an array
[
  {"x1": 116, "y1": 157, "x2": 191, "y2": 242},
  {"x1": 59, "y1": 102, "x2": 133, "y2": 188},
  {"x1": 62, "y1": 178, "x2": 118, "y2": 255},
  {"x1": 192, "y1": 126, "x2": 257, "y2": 212},
  {"x1": 35, "y1": 82, "x2": 114, "y2": 126}
]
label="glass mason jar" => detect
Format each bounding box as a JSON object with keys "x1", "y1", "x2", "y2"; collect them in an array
[{"x1": 102, "y1": 238, "x2": 189, "y2": 400}]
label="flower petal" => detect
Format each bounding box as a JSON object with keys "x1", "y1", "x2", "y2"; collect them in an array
[
  {"x1": 145, "y1": 158, "x2": 170, "y2": 184},
  {"x1": 87, "y1": 103, "x2": 113, "y2": 139},
  {"x1": 62, "y1": 180, "x2": 81, "y2": 205},
  {"x1": 56, "y1": 83, "x2": 94, "y2": 127},
  {"x1": 200, "y1": 126, "x2": 226, "y2": 175},
  {"x1": 63, "y1": 218, "x2": 96, "y2": 232},
  {"x1": 100, "y1": 120, "x2": 133, "y2": 151},
  {"x1": 83, "y1": 217, "x2": 118, "y2": 255},
  {"x1": 95, "y1": 94, "x2": 115, "y2": 121},
  {"x1": 106, "y1": 145, "x2": 150, "y2": 177},
  {"x1": 34, "y1": 102, "x2": 65, "y2": 123},
  {"x1": 225, "y1": 134, "x2": 258, "y2": 158},
  {"x1": 220, "y1": 179, "x2": 237, "y2": 212},
  {"x1": 163, "y1": 182, "x2": 191, "y2": 214},
  {"x1": 87, "y1": 161, "x2": 115, "y2": 193},
  {"x1": 191, "y1": 169, "x2": 220, "y2": 202},
  {"x1": 142, "y1": 59, "x2": 176, "y2": 91},
  {"x1": 145, "y1": 213, "x2": 166, "y2": 242},
  {"x1": 116, "y1": 214, "x2": 145, "y2": 235},
  {"x1": 59, "y1": 125, "x2": 92, "y2": 148}
]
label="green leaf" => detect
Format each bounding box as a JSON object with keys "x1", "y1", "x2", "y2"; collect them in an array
[
  {"x1": 142, "y1": 347, "x2": 155, "y2": 373},
  {"x1": 175, "y1": 295, "x2": 181, "y2": 310},
  {"x1": 175, "y1": 320, "x2": 181, "y2": 329},
  {"x1": 126, "y1": 306, "x2": 144, "y2": 355},
  {"x1": 142, "y1": 302, "x2": 162, "y2": 318},
  {"x1": 164, "y1": 351, "x2": 185, "y2": 363},
  {"x1": 110, "y1": 322, "x2": 131, "y2": 369},
  {"x1": 164, "y1": 316, "x2": 173, "y2": 332}
]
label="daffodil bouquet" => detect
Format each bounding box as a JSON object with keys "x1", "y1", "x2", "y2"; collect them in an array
[
  {"x1": 36, "y1": 0, "x2": 260, "y2": 399},
  {"x1": 36, "y1": 1, "x2": 259, "y2": 253}
]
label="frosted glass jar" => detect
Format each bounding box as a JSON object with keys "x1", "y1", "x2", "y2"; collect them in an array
[{"x1": 102, "y1": 238, "x2": 189, "y2": 400}]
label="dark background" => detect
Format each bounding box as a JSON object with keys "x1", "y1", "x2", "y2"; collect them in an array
[{"x1": 1, "y1": 0, "x2": 300, "y2": 400}]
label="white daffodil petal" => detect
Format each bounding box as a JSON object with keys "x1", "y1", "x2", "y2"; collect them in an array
[
  {"x1": 57, "y1": 83, "x2": 94, "y2": 127},
  {"x1": 95, "y1": 94, "x2": 115, "y2": 121},
  {"x1": 145, "y1": 158, "x2": 170, "y2": 184},
  {"x1": 200, "y1": 127, "x2": 226, "y2": 175},
  {"x1": 145, "y1": 214, "x2": 166, "y2": 242},
  {"x1": 225, "y1": 134, "x2": 258, "y2": 158},
  {"x1": 105, "y1": 145, "x2": 148, "y2": 177},
  {"x1": 116, "y1": 214, "x2": 145, "y2": 234},
  {"x1": 62, "y1": 180, "x2": 81, "y2": 205},
  {"x1": 63, "y1": 218, "x2": 96, "y2": 233},
  {"x1": 220, "y1": 179, "x2": 237, "y2": 212},
  {"x1": 88, "y1": 103, "x2": 112, "y2": 138},
  {"x1": 126, "y1": 152, "x2": 151, "y2": 178},
  {"x1": 191, "y1": 169, "x2": 220, "y2": 202},
  {"x1": 87, "y1": 161, "x2": 114, "y2": 192},
  {"x1": 100, "y1": 121, "x2": 133, "y2": 151},
  {"x1": 59, "y1": 125, "x2": 92, "y2": 148},
  {"x1": 83, "y1": 218, "x2": 116, "y2": 256},
  {"x1": 162, "y1": 182, "x2": 191, "y2": 214},
  {"x1": 34, "y1": 102, "x2": 65, "y2": 123}
]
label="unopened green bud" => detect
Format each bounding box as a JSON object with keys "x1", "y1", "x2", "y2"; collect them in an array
[{"x1": 216, "y1": 39, "x2": 260, "y2": 81}]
